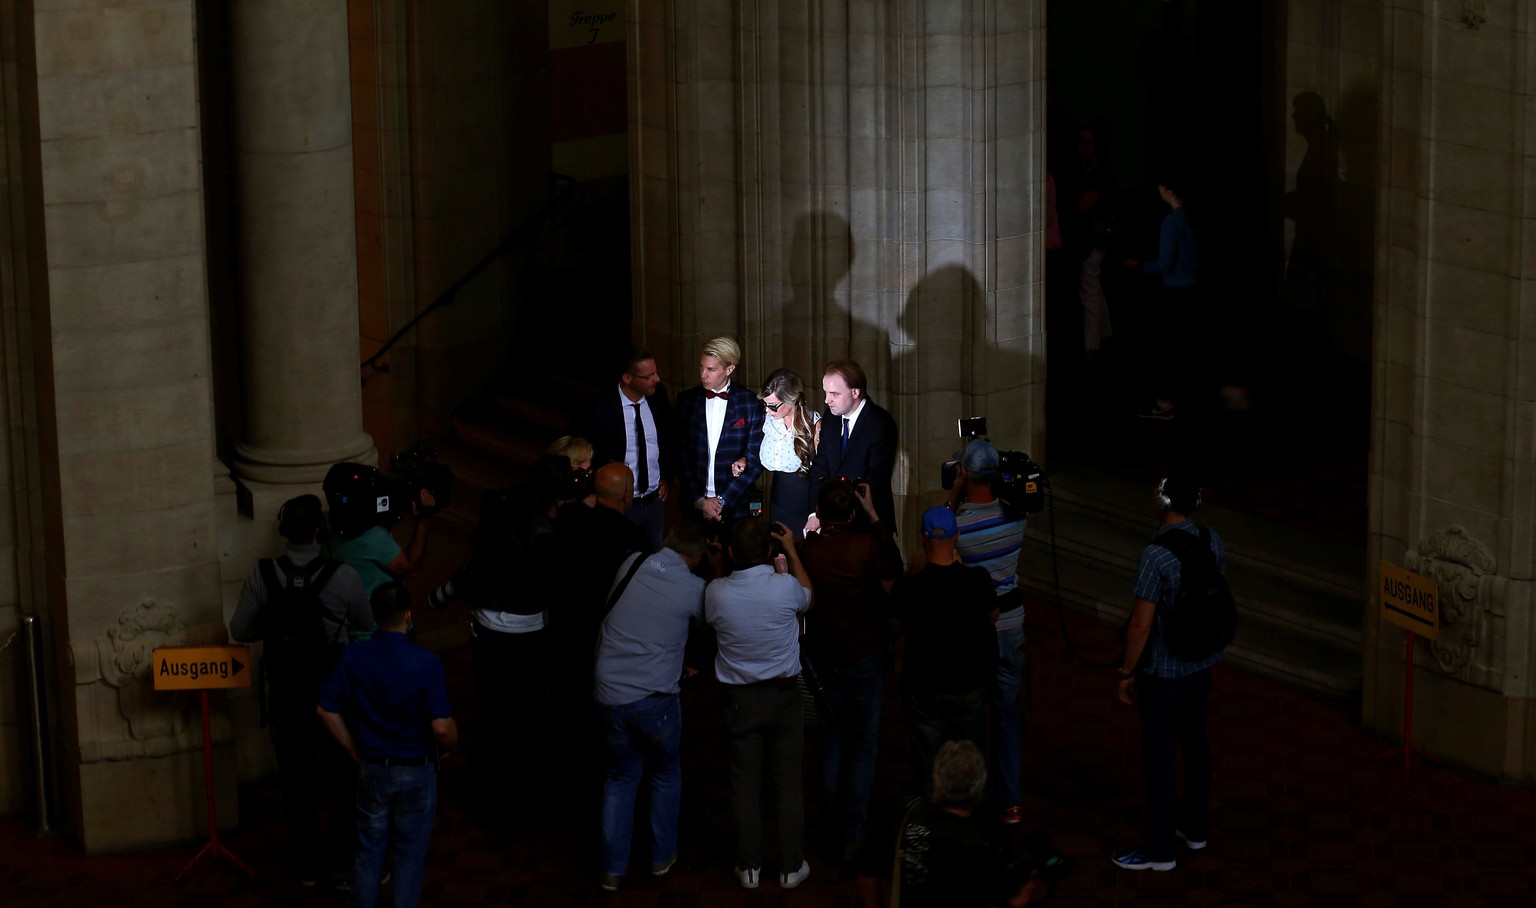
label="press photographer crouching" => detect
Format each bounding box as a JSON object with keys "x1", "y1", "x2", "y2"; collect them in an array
[
  {"x1": 428, "y1": 453, "x2": 574, "y2": 835},
  {"x1": 322, "y1": 452, "x2": 451, "y2": 610}
]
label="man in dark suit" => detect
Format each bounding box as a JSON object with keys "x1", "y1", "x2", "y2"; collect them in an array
[
  {"x1": 808, "y1": 359, "x2": 898, "y2": 531},
  {"x1": 674, "y1": 335, "x2": 764, "y2": 528},
  {"x1": 578, "y1": 345, "x2": 674, "y2": 551}
]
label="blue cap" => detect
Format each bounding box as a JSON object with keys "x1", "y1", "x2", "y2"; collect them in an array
[
  {"x1": 921, "y1": 505, "x2": 959, "y2": 539},
  {"x1": 961, "y1": 439, "x2": 1000, "y2": 478}
]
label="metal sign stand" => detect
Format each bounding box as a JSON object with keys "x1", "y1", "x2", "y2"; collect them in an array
[{"x1": 174, "y1": 688, "x2": 254, "y2": 881}]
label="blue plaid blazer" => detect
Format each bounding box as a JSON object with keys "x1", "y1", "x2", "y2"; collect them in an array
[{"x1": 675, "y1": 383, "x2": 765, "y2": 519}]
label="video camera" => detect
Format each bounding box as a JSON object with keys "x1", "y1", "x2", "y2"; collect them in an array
[
  {"x1": 322, "y1": 450, "x2": 452, "y2": 539},
  {"x1": 940, "y1": 416, "x2": 1045, "y2": 515}
]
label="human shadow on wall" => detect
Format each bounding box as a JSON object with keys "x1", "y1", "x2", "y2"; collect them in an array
[
  {"x1": 892, "y1": 264, "x2": 1037, "y2": 512},
  {"x1": 783, "y1": 210, "x2": 892, "y2": 399},
  {"x1": 1283, "y1": 91, "x2": 1340, "y2": 342}
]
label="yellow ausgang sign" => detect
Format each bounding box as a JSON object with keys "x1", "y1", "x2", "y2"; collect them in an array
[
  {"x1": 152, "y1": 645, "x2": 253, "y2": 691},
  {"x1": 1378, "y1": 562, "x2": 1439, "y2": 641}
]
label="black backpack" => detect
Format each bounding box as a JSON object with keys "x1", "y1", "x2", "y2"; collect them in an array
[
  {"x1": 1151, "y1": 527, "x2": 1237, "y2": 661},
  {"x1": 258, "y1": 555, "x2": 344, "y2": 709}
]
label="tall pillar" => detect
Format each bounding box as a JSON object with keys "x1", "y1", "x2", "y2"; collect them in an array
[
  {"x1": 1367, "y1": 0, "x2": 1536, "y2": 780},
  {"x1": 230, "y1": 0, "x2": 374, "y2": 486},
  {"x1": 16, "y1": 0, "x2": 234, "y2": 851},
  {"x1": 629, "y1": 0, "x2": 1046, "y2": 538}
]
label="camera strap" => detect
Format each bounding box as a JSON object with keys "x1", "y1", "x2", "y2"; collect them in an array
[{"x1": 601, "y1": 551, "x2": 649, "y2": 620}]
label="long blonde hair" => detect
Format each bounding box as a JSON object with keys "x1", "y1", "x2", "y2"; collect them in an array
[{"x1": 762, "y1": 368, "x2": 814, "y2": 471}]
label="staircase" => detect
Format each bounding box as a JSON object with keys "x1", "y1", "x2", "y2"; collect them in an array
[{"x1": 1018, "y1": 462, "x2": 1366, "y2": 697}]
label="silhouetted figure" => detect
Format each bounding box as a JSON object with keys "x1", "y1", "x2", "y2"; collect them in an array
[{"x1": 1284, "y1": 91, "x2": 1340, "y2": 323}]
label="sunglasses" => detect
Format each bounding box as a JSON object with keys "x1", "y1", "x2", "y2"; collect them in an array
[{"x1": 763, "y1": 400, "x2": 785, "y2": 412}]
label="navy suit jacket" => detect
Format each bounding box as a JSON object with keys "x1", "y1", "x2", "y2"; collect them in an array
[
  {"x1": 808, "y1": 399, "x2": 898, "y2": 528},
  {"x1": 674, "y1": 383, "x2": 765, "y2": 519},
  {"x1": 575, "y1": 384, "x2": 676, "y2": 489}
]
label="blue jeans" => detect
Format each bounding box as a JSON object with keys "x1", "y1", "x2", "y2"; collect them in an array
[
  {"x1": 1136, "y1": 668, "x2": 1213, "y2": 862},
  {"x1": 814, "y1": 654, "x2": 885, "y2": 846},
  {"x1": 989, "y1": 625, "x2": 1026, "y2": 807},
  {"x1": 597, "y1": 693, "x2": 683, "y2": 876},
  {"x1": 348, "y1": 762, "x2": 437, "y2": 908}
]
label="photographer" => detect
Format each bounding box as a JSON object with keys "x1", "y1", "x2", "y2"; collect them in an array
[
  {"x1": 797, "y1": 478, "x2": 903, "y2": 863},
  {"x1": 947, "y1": 440, "x2": 1029, "y2": 825},
  {"x1": 454, "y1": 454, "x2": 567, "y2": 834},
  {"x1": 704, "y1": 519, "x2": 814, "y2": 890}
]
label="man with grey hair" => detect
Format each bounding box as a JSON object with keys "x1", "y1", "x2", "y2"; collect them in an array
[
  {"x1": 893, "y1": 740, "x2": 1005, "y2": 907},
  {"x1": 949, "y1": 438, "x2": 1029, "y2": 825}
]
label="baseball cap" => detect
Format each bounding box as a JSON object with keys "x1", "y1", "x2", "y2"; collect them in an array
[
  {"x1": 961, "y1": 439, "x2": 1000, "y2": 477},
  {"x1": 921, "y1": 505, "x2": 959, "y2": 539}
]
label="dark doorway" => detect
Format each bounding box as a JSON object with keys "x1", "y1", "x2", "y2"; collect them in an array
[{"x1": 1043, "y1": 0, "x2": 1370, "y2": 547}]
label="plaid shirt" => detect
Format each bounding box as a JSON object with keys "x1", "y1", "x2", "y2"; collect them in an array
[{"x1": 1131, "y1": 520, "x2": 1227, "y2": 678}]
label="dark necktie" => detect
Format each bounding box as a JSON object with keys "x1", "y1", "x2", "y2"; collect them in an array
[
  {"x1": 842, "y1": 417, "x2": 850, "y2": 454},
  {"x1": 704, "y1": 388, "x2": 727, "y2": 400},
  {"x1": 632, "y1": 402, "x2": 649, "y2": 496}
]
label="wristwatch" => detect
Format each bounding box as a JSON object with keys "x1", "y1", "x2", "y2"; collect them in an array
[{"x1": 1116, "y1": 667, "x2": 1135, "y2": 681}]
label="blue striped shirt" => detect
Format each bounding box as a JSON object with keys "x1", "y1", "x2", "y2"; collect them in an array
[
  {"x1": 1131, "y1": 521, "x2": 1227, "y2": 678},
  {"x1": 955, "y1": 499, "x2": 1026, "y2": 600}
]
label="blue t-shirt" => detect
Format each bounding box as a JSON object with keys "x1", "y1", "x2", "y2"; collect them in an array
[
  {"x1": 1142, "y1": 207, "x2": 1200, "y2": 288},
  {"x1": 317, "y1": 631, "x2": 452, "y2": 760}
]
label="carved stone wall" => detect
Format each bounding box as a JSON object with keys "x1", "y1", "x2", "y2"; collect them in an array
[
  {"x1": 1405, "y1": 526, "x2": 1506, "y2": 691},
  {"x1": 1366, "y1": 0, "x2": 1536, "y2": 780}
]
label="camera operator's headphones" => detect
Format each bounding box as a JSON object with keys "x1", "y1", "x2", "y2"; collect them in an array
[
  {"x1": 1155, "y1": 476, "x2": 1202, "y2": 512},
  {"x1": 277, "y1": 494, "x2": 324, "y2": 540}
]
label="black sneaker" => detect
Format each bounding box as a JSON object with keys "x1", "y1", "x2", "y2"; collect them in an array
[{"x1": 1135, "y1": 401, "x2": 1175, "y2": 420}]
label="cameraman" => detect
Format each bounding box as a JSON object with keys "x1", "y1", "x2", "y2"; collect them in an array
[
  {"x1": 325, "y1": 485, "x2": 435, "y2": 600},
  {"x1": 947, "y1": 439, "x2": 1028, "y2": 825}
]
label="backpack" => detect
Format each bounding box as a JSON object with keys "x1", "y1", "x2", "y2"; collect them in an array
[
  {"x1": 1151, "y1": 527, "x2": 1237, "y2": 661},
  {"x1": 258, "y1": 555, "x2": 344, "y2": 710}
]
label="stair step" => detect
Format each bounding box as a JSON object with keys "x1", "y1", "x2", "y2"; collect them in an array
[
  {"x1": 1028, "y1": 494, "x2": 1362, "y2": 648},
  {"x1": 1020, "y1": 463, "x2": 1366, "y2": 697},
  {"x1": 450, "y1": 416, "x2": 551, "y2": 466}
]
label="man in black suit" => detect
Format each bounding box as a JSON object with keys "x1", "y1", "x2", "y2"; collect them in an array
[
  {"x1": 674, "y1": 335, "x2": 764, "y2": 529},
  {"x1": 579, "y1": 345, "x2": 673, "y2": 551},
  {"x1": 807, "y1": 359, "x2": 898, "y2": 532}
]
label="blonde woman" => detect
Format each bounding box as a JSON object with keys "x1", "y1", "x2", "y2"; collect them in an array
[{"x1": 734, "y1": 368, "x2": 819, "y2": 536}]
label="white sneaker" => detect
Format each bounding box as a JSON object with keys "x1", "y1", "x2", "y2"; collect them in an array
[
  {"x1": 1177, "y1": 830, "x2": 1207, "y2": 851},
  {"x1": 780, "y1": 859, "x2": 810, "y2": 889},
  {"x1": 734, "y1": 865, "x2": 760, "y2": 889}
]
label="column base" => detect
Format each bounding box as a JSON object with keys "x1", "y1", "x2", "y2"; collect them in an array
[{"x1": 231, "y1": 434, "x2": 377, "y2": 486}]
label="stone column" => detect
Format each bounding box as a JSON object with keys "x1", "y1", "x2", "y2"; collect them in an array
[
  {"x1": 18, "y1": 0, "x2": 233, "y2": 851},
  {"x1": 229, "y1": 0, "x2": 374, "y2": 486},
  {"x1": 628, "y1": 0, "x2": 1046, "y2": 538},
  {"x1": 1367, "y1": 0, "x2": 1536, "y2": 780}
]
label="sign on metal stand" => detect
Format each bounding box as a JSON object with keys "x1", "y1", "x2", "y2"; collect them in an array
[
  {"x1": 1374, "y1": 563, "x2": 1441, "y2": 778},
  {"x1": 153, "y1": 645, "x2": 255, "y2": 880}
]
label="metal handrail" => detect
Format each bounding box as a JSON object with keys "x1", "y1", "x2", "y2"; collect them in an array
[{"x1": 361, "y1": 172, "x2": 577, "y2": 374}]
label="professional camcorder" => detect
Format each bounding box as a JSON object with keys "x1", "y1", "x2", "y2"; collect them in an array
[
  {"x1": 940, "y1": 416, "x2": 1045, "y2": 515},
  {"x1": 322, "y1": 450, "x2": 452, "y2": 539}
]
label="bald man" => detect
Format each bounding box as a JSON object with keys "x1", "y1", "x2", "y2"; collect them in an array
[{"x1": 549, "y1": 461, "x2": 655, "y2": 765}]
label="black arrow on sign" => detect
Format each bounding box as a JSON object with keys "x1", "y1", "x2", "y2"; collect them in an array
[{"x1": 230, "y1": 656, "x2": 246, "y2": 677}]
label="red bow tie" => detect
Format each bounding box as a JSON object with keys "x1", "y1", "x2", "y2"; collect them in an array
[{"x1": 705, "y1": 388, "x2": 728, "y2": 400}]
